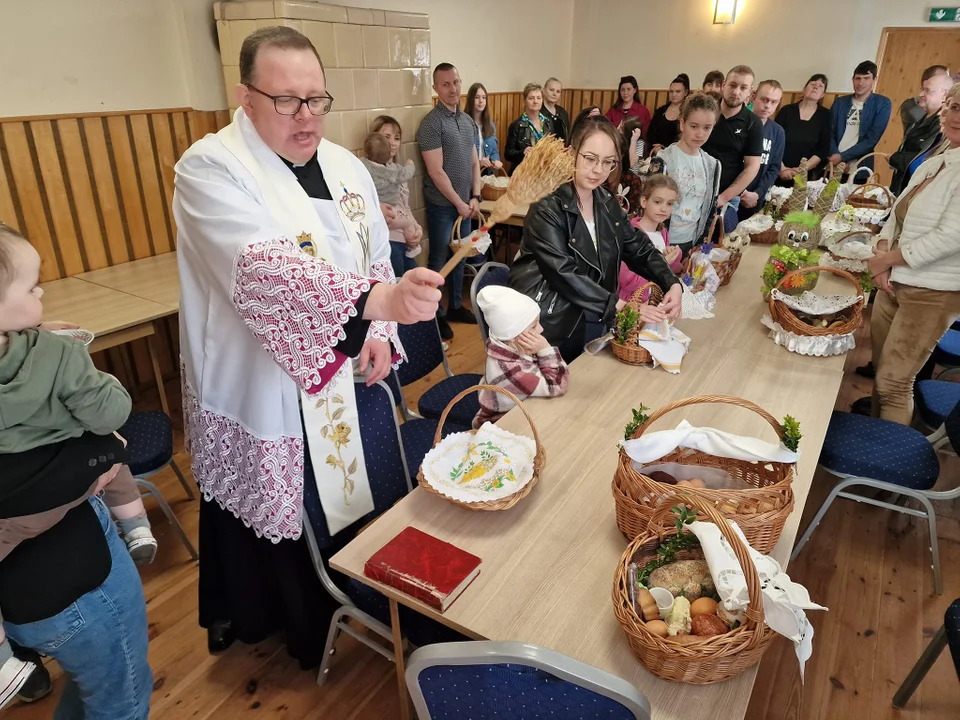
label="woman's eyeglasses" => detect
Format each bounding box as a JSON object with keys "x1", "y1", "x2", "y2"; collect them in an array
[
  {"x1": 578, "y1": 153, "x2": 619, "y2": 172},
  {"x1": 245, "y1": 84, "x2": 334, "y2": 116}
]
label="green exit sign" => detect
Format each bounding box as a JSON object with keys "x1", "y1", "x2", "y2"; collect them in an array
[{"x1": 928, "y1": 7, "x2": 960, "y2": 21}]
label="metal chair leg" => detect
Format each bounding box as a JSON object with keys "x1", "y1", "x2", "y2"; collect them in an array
[
  {"x1": 169, "y1": 459, "x2": 196, "y2": 500},
  {"x1": 136, "y1": 478, "x2": 198, "y2": 561},
  {"x1": 893, "y1": 625, "x2": 947, "y2": 709},
  {"x1": 318, "y1": 608, "x2": 346, "y2": 687},
  {"x1": 916, "y1": 493, "x2": 943, "y2": 595},
  {"x1": 791, "y1": 479, "x2": 850, "y2": 560}
]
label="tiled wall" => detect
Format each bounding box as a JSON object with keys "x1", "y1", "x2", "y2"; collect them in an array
[{"x1": 214, "y1": 1, "x2": 433, "y2": 239}]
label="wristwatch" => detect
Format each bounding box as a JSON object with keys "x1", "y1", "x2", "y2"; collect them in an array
[{"x1": 472, "y1": 194, "x2": 482, "y2": 203}]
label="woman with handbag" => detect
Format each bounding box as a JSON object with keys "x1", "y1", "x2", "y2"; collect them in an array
[
  {"x1": 509, "y1": 115, "x2": 682, "y2": 363},
  {"x1": 865, "y1": 83, "x2": 960, "y2": 424},
  {"x1": 505, "y1": 83, "x2": 554, "y2": 174}
]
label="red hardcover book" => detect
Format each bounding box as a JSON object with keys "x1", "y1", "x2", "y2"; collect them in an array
[{"x1": 364, "y1": 527, "x2": 481, "y2": 612}]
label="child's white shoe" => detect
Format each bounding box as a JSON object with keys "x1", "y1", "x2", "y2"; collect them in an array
[
  {"x1": 0, "y1": 656, "x2": 36, "y2": 709},
  {"x1": 125, "y1": 526, "x2": 158, "y2": 565}
]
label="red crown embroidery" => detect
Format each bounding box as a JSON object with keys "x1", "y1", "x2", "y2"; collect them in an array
[{"x1": 339, "y1": 186, "x2": 366, "y2": 222}]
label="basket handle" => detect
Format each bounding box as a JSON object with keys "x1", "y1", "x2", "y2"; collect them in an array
[
  {"x1": 626, "y1": 282, "x2": 663, "y2": 310},
  {"x1": 630, "y1": 395, "x2": 784, "y2": 442},
  {"x1": 849, "y1": 151, "x2": 889, "y2": 179},
  {"x1": 848, "y1": 182, "x2": 894, "y2": 208},
  {"x1": 768, "y1": 264, "x2": 864, "y2": 317},
  {"x1": 647, "y1": 495, "x2": 767, "y2": 629},
  {"x1": 432, "y1": 384, "x2": 543, "y2": 451},
  {"x1": 450, "y1": 210, "x2": 489, "y2": 243}
]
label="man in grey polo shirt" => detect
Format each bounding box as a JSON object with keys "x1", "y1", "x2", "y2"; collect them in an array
[{"x1": 418, "y1": 62, "x2": 482, "y2": 340}]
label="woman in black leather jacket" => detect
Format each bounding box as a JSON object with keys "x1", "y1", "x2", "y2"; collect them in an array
[
  {"x1": 510, "y1": 115, "x2": 682, "y2": 362},
  {"x1": 505, "y1": 83, "x2": 555, "y2": 174}
]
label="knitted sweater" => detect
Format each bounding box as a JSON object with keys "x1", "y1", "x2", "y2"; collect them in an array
[{"x1": 473, "y1": 339, "x2": 570, "y2": 428}]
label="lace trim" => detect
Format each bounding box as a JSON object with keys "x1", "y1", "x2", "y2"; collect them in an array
[
  {"x1": 232, "y1": 238, "x2": 371, "y2": 391},
  {"x1": 367, "y1": 258, "x2": 406, "y2": 365},
  {"x1": 182, "y1": 375, "x2": 304, "y2": 543}
]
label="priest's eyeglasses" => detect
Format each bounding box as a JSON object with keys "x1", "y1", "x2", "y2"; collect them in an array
[{"x1": 245, "y1": 84, "x2": 334, "y2": 116}]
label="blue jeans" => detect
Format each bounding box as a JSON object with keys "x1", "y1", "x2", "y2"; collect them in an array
[
  {"x1": 425, "y1": 202, "x2": 464, "y2": 314},
  {"x1": 389, "y1": 241, "x2": 417, "y2": 278},
  {"x1": 722, "y1": 195, "x2": 741, "y2": 234},
  {"x1": 4, "y1": 497, "x2": 152, "y2": 720}
]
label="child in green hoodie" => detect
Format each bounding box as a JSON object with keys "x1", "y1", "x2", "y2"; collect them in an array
[{"x1": 0, "y1": 223, "x2": 157, "y2": 707}]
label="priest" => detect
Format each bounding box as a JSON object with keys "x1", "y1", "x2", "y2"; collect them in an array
[{"x1": 172, "y1": 26, "x2": 442, "y2": 665}]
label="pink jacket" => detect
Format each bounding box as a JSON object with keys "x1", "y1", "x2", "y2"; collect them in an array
[{"x1": 618, "y1": 225, "x2": 682, "y2": 302}]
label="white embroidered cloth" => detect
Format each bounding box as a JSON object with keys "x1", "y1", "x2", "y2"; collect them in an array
[
  {"x1": 765, "y1": 186, "x2": 793, "y2": 203},
  {"x1": 736, "y1": 214, "x2": 774, "y2": 235},
  {"x1": 421, "y1": 423, "x2": 537, "y2": 503},
  {"x1": 687, "y1": 520, "x2": 826, "y2": 681},
  {"x1": 622, "y1": 419, "x2": 799, "y2": 465},
  {"x1": 761, "y1": 314, "x2": 856, "y2": 357},
  {"x1": 769, "y1": 289, "x2": 861, "y2": 315},
  {"x1": 680, "y1": 283, "x2": 715, "y2": 319},
  {"x1": 635, "y1": 321, "x2": 691, "y2": 374},
  {"x1": 820, "y1": 253, "x2": 868, "y2": 273},
  {"x1": 855, "y1": 207, "x2": 889, "y2": 225},
  {"x1": 824, "y1": 234, "x2": 875, "y2": 260}
]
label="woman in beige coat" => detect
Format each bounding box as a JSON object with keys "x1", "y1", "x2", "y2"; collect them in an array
[{"x1": 867, "y1": 83, "x2": 960, "y2": 424}]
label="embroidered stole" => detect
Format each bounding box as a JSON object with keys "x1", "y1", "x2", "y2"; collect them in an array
[{"x1": 219, "y1": 110, "x2": 375, "y2": 535}]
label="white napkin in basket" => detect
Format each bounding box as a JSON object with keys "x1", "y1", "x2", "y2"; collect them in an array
[
  {"x1": 622, "y1": 420, "x2": 799, "y2": 465},
  {"x1": 687, "y1": 520, "x2": 827, "y2": 680}
]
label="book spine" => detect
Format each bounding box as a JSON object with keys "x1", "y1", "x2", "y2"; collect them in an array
[{"x1": 363, "y1": 561, "x2": 443, "y2": 611}]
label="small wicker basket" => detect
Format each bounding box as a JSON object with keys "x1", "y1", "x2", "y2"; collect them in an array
[
  {"x1": 480, "y1": 167, "x2": 509, "y2": 201},
  {"x1": 768, "y1": 265, "x2": 864, "y2": 338},
  {"x1": 686, "y1": 215, "x2": 742, "y2": 287},
  {"x1": 750, "y1": 226, "x2": 779, "y2": 245},
  {"x1": 417, "y1": 385, "x2": 545, "y2": 511},
  {"x1": 847, "y1": 182, "x2": 894, "y2": 211},
  {"x1": 448, "y1": 210, "x2": 489, "y2": 257},
  {"x1": 611, "y1": 283, "x2": 663, "y2": 366},
  {"x1": 612, "y1": 395, "x2": 795, "y2": 554},
  {"x1": 612, "y1": 496, "x2": 780, "y2": 684}
]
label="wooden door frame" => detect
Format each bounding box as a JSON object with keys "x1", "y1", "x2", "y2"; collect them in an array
[{"x1": 876, "y1": 25, "x2": 960, "y2": 68}]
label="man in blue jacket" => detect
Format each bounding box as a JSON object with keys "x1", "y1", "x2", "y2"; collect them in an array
[{"x1": 828, "y1": 61, "x2": 892, "y2": 182}]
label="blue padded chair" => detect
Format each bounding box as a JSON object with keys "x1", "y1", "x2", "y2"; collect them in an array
[
  {"x1": 301, "y1": 379, "x2": 467, "y2": 687},
  {"x1": 120, "y1": 411, "x2": 198, "y2": 561},
  {"x1": 791, "y1": 403, "x2": 960, "y2": 595},
  {"x1": 399, "y1": 416, "x2": 472, "y2": 484},
  {"x1": 932, "y1": 329, "x2": 960, "y2": 379},
  {"x1": 392, "y1": 319, "x2": 482, "y2": 427},
  {"x1": 915, "y1": 379, "x2": 960, "y2": 450},
  {"x1": 469, "y1": 262, "x2": 510, "y2": 344},
  {"x1": 406, "y1": 642, "x2": 652, "y2": 720},
  {"x1": 893, "y1": 599, "x2": 960, "y2": 709}
]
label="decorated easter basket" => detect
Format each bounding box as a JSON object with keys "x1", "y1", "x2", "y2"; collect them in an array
[
  {"x1": 612, "y1": 497, "x2": 780, "y2": 684},
  {"x1": 448, "y1": 211, "x2": 489, "y2": 257},
  {"x1": 768, "y1": 265, "x2": 864, "y2": 338},
  {"x1": 612, "y1": 396, "x2": 795, "y2": 554},
  {"x1": 417, "y1": 385, "x2": 545, "y2": 511},
  {"x1": 611, "y1": 283, "x2": 664, "y2": 366},
  {"x1": 686, "y1": 214, "x2": 742, "y2": 287},
  {"x1": 480, "y1": 167, "x2": 509, "y2": 201}
]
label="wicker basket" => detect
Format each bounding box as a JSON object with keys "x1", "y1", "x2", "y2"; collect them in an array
[
  {"x1": 686, "y1": 215, "x2": 742, "y2": 287},
  {"x1": 417, "y1": 385, "x2": 545, "y2": 511},
  {"x1": 448, "y1": 210, "x2": 489, "y2": 257},
  {"x1": 847, "y1": 182, "x2": 894, "y2": 211},
  {"x1": 768, "y1": 265, "x2": 864, "y2": 337},
  {"x1": 846, "y1": 152, "x2": 889, "y2": 186},
  {"x1": 750, "y1": 226, "x2": 779, "y2": 245},
  {"x1": 611, "y1": 284, "x2": 663, "y2": 366},
  {"x1": 612, "y1": 395, "x2": 795, "y2": 554},
  {"x1": 480, "y1": 167, "x2": 509, "y2": 201},
  {"x1": 824, "y1": 230, "x2": 874, "y2": 283},
  {"x1": 612, "y1": 496, "x2": 780, "y2": 684}
]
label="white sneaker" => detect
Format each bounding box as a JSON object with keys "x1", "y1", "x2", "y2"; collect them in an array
[
  {"x1": 0, "y1": 656, "x2": 37, "y2": 710},
  {"x1": 124, "y1": 526, "x2": 158, "y2": 565}
]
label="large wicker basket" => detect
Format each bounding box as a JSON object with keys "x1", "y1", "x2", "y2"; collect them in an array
[
  {"x1": 612, "y1": 497, "x2": 779, "y2": 684},
  {"x1": 611, "y1": 283, "x2": 663, "y2": 366},
  {"x1": 448, "y1": 211, "x2": 489, "y2": 257},
  {"x1": 686, "y1": 215, "x2": 743, "y2": 287},
  {"x1": 417, "y1": 385, "x2": 545, "y2": 511},
  {"x1": 480, "y1": 167, "x2": 509, "y2": 201},
  {"x1": 768, "y1": 265, "x2": 864, "y2": 338},
  {"x1": 612, "y1": 395, "x2": 795, "y2": 554}
]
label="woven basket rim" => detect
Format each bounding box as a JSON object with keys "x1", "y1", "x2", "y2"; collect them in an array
[{"x1": 769, "y1": 265, "x2": 864, "y2": 337}]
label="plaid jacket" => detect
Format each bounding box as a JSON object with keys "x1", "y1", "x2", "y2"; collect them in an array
[{"x1": 473, "y1": 340, "x2": 570, "y2": 429}]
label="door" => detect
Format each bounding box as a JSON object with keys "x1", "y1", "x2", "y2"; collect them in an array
[{"x1": 873, "y1": 27, "x2": 960, "y2": 183}]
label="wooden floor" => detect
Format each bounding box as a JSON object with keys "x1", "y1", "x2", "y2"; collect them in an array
[{"x1": 4, "y1": 306, "x2": 959, "y2": 719}]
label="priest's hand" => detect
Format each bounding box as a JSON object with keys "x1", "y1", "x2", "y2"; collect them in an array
[
  {"x1": 365, "y1": 268, "x2": 444, "y2": 324},
  {"x1": 358, "y1": 338, "x2": 392, "y2": 386}
]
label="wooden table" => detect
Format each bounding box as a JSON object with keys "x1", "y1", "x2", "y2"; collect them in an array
[
  {"x1": 332, "y1": 246, "x2": 859, "y2": 719},
  {"x1": 479, "y1": 199, "x2": 528, "y2": 227},
  {"x1": 42, "y1": 254, "x2": 181, "y2": 415}
]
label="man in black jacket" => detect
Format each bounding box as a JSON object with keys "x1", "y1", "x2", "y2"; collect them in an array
[{"x1": 890, "y1": 66, "x2": 952, "y2": 195}]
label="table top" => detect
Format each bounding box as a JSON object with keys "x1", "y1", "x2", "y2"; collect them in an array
[
  {"x1": 41, "y1": 276, "x2": 175, "y2": 336},
  {"x1": 76, "y1": 252, "x2": 180, "y2": 311},
  {"x1": 331, "y1": 245, "x2": 857, "y2": 719},
  {"x1": 479, "y1": 199, "x2": 529, "y2": 218}
]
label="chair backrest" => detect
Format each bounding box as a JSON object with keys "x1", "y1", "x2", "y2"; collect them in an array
[
  {"x1": 406, "y1": 642, "x2": 652, "y2": 720},
  {"x1": 395, "y1": 319, "x2": 451, "y2": 386},
  {"x1": 302, "y1": 378, "x2": 412, "y2": 550},
  {"x1": 470, "y1": 262, "x2": 510, "y2": 344}
]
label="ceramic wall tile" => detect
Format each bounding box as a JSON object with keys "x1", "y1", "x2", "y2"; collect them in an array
[
  {"x1": 378, "y1": 70, "x2": 403, "y2": 107},
  {"x1": 259, "y1": 18, "x2": 301, "y2": 31},
  {"x1": 400, "y1": 68, "x2": 428, "y2": 106},
  {"x1": 223, "y1": 66, "x2": 241, "y2": 109},
  {"x1": 216, "y1": 20, "x2": 231, "y2": 61},
  {"x1": 323, "y1": 112, "x2": 343, "y2": 146},
  {"x1": 353, "y1": 69, "x2": 379, "y2": 110},
  {"x1": 325, "y1": 68, "x2": 355, "y2": 111},
  {"x1": 410, "y1": 29, "x2": 430, "y2": 69},
  {"x1": 223, "y1": 1, "x2": 276, "y2": 21},
  {"x1": 410, "y1": 103, "x2": 433, "y2": 131},
  {"x1": 333, "y1": 23, "x2": 363, "y2": 68},
  {"x1": 387, "y1": 28, "x2": 411, "y2": 69},
  {"x1": 384, "y1": 11, "x2": 429, "y2": 29},
  {"x1": 301, "y1": 21, "x2": 336, "y2": 66},
  {"x1": 274, "y1": 1, "x2": 347, "y2": 23},
  {"x1": 361, "y1": 25, "x2": 389, "y2": 68},
  {"x1": 226, "y1": 19, "x2": 258, "y2": 61},
  {"x1": 386, "y1": 106, "x2": 413, "y2": 139},
  {"x1": 347, "y1": 6, "x2": 374, "y2": 25},
  {"x1": 400, "y1": 141, "x2": 424, "y2": 175},
  {"x1": 371, "y1": 9, "x2": 385, "y2": 25},
  {"x1": 340, "y1": 110, "x2": 370, "y2": 152}
]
